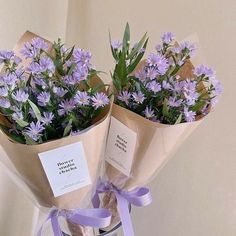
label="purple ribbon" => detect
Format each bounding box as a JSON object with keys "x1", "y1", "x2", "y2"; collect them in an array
[
  {"x1": 37, "y1": 207, "x2": 112, "y2": 236},
  {"x1": 93, "y1": 181, "x2": 152, "y2": 236}
]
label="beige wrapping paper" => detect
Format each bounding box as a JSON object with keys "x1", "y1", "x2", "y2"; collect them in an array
[
  {"x1": 0, "y1": 31, "x2": 112, "y2": 210},
  {"x1": 105, "y1": 60, "x2": 207, "y2": 190}
]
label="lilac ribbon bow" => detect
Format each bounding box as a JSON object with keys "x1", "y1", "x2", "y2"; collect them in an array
[
  {"x1": 37, "y1": 207, "x2": 112, "y2": 236},
  {"x1": 93, "y1": 181, "x2": 152, "y2": 236}
]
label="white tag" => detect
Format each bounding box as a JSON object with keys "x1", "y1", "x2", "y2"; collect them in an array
[
  {"x1": 38, "y1": 142, "x2": 91, "y2": 197},
  {"x1": 105, "y1": 117, "x2": 137, "y2": 176}
]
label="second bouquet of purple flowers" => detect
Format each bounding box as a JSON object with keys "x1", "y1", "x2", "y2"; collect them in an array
[{"x1": 105, "y1": 23, "x2": 222, "y2": 191}]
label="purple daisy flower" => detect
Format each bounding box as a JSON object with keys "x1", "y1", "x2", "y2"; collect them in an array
[
  {"x1": 146, "y1": 67, "x2": 158, "y2": 80},
  {"x1": 184, "y1": 107, "x2": 196, "y2": 122},
  {"x1": 161, "y1": 32, "x2": 175, "y2": 44},
  {"x1": 73, "y1": 66, "x2": 88, "y2": 83},
  {"x1": 37, "y1": 92, "x2": 51, "y2": 106},
  {"x1": 0, "y1": 50, "x2": 14, "y2": 63},
  {"x1": 73, "y1": 48, "x2": 92, "y2": 69},
  {"x1": 39, "y1": 56, "x2": 55, "y2": 74},
  {"x1": 0, "y1": 98, "x2": 10, "y2": 108},
  {"x1": 211, "y1": 79, "x2": 223, "y2": 97},
  {"x1": 53, "y1": 87, "x2": 68, "y2": 97},
  {"x1": 4, "y1": 74, "x2": 18, "y2": 88},
  {"x1": 21, "y1": 42, "x2": 38, "y2": 59},
  {"x1": 0, "y1": 87, "x2": 9, "y2": 97},
  {"x1": 63, "y1": 75, "x2": 77, "y2": 85},
  {"x1": 111, "y1": 40, "x2": 123, "y2": 49},
  {"x1": 12, "y1": 111, "x2": 24, "y2": 121},
  {"x1": 15, "y1": 68, "x2": 26, "y2": 81},
  {"x1": 24, "y1": 121, "x2": 45, "y2": 141},
  {"x1": 180, "y1": 41, "x2": 197, "y2": 57},
  {"x1": 117, "y1": 91, "x2": 131, "y2": 105},
  {"x1": 144, "y1": 107, "x2": 155, "y2": 119},
  {"x1": 58, "y1": 99, "x2": 75, "y2": 116},
  {"x1": 167, "y1": 96, "x2": 183, "y2": 107},
  {"x1": 41, "y1": 112, "x2": 54, "y2": 125},
  {"x1": 28, "y1": 62, "x2": 42, "y2": 74},
  {"x1": 132, "y1": 91, "x2": 145, "y2": 104},
  {"x1": 155, "y1": 44, "x2": 162, "y2": 53},
  {"x1": 12, "y1": 90, "x2": 29, "y2": 103},
  {"x1": 147, "y1": 53, "x2": 169, "y2": 75},
  {"x1": 21, "y1": 38, "x2": 48, "y2": 59},
  {"x1": 31, "y1": 37, "x2": 48, "y2": 50},
  {"x1": 91, "y1": 92, "x2": 109, "y2": 109},
  {"x1": 146, "y1": 81, "x2": 162, "y2": 93},
  {"x1": 184, "y1": 91, "x2": 199, "y2": 106},
  {"x1": 74, "y1": 91, "x2": 90, "y2": 106},
  {"x1": 135, "y1": 69, "x2": 147, "y2": 82},
  {"x1": 33, "y1": 77, "x2": 47, "y2": 88},
  {"x1": 162, "y1": 80, "x2": 172, "y2": 90}
]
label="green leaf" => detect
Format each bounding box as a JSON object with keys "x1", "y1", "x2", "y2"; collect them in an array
[
  {"x1": 67, "y1": 63, "x2": 76, "y2": 76},
  {"x1": 162, "y1": 98, "x2": 169, "y2": 117},
  {"x1": 28, "y1": 100, "x2": 42, "y2": 121},
  {"x1": 127, "y1": 38, "x2": 148, "y2": 74},
  {"x1": 127, "y1": 32, "x2": 147, "y2": 60},
  {"x1": 191, "y1": 100, "x2": 205, "y2": 112},
  {"x1": 116, "y1": 51, "x2": 127, "y2": 87},
  {"x1": 175, "y1": 113, "x2": 182, "y2": 124},
  {"x1": 15, "y1": 118, "x2": 29, "y2": 128},
  {"x1": 23, "y1": 133, "x2": 37, "y2": 145},
  {"x1": 122, "y1": 22, "x2": 130, "y2": 53},
  {"x1": 0, "y1": 124, "x2": 25, "y2": 143},
  {"x1": 63, "y1": 119, "x2": 72, "y2": 137},
  {"x1": 109, "y1": 31, "x2": 118, "y2": 61},
  {"x1": 65, "y1": 46, "x2": 75, "y2": 61}
]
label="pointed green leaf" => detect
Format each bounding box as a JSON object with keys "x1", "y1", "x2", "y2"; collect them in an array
[
  {"x1": 67, "y1": 63, "x2": 76, "y2": 76},
  {"x1": 28, "y1": 100, "x2": 42, "y2": 121},
  {"x1": 15, "y1": 118, "x2": 29, "y2": 128},
  {"x1": 109, "y1": 31, "x2": 118, "y2": 61},
  {"x1": 23, "y1": 133, "x2": 37, "y2": 145},
  {"x1": 127, "y1": 32, "x2": 147, "y2": 60},
  {"x1": 65, "y1": 46, "x2": 75, "y2": 61},
  {"x1": 191, "y1": 100, "x2": 205, "y2": 112},
  {"x1": 162, "y1": 98, "x2": 169, "y2": 117},
  {"x1": 63, "y1": 119, "x2": 72, "y2": 137},
  {"x1": 127, "y1": 38, "x2": 148, "y2": 74},
  {"x1": 122, "y1": 23, "x2": 130, "y2": 53},
  {"x1": 175, "y1": 113, "x2": 182, "y2": 124}
]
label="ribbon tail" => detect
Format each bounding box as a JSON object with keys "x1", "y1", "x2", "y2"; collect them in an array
[
  {"x1": 92, "y1": 190, "x2": 100, "y2": 208},
  {"x1": 51, "y1": 212, "x2": 64, "y2": 236},
  {"x1": 37, "y1": 209, "x2": 63, "y2": 236},
  {"x1": 115, "y1": 192, "x2": 135, "y2": 236}
]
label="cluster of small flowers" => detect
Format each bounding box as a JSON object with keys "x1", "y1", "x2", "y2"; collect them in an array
[
  {"x1": 0, "y1": 38, "x2": 109, "y2": 143},
  {"x1": 112, "y1": 32, "x2": 222, "y2": 124}
]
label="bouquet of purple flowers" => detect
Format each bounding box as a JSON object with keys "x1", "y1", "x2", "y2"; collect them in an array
[
  {"x1": 100, "y1": 24, "x2": 222, "y2": 235},
  {"x1": 111, "y1": 28, "x2": 222, "y2": 124},
  {"x1": 0, "y1": 32, "x2": 113, "y2": 236},
  {"x1": 0, "y1": 36, "x2": 109, "y2": 144}
]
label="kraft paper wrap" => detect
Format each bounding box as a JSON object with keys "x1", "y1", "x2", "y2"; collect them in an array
[
  {"x1": 0, "y1": 31, "x2": 112, "y2": 210},
  {"x1": 105, "y1": 59, "x2": 206, "y2": 191}
]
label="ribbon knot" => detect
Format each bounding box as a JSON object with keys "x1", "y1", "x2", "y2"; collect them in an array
[
  {"x1": 93, "y1": 180, "x2": 152, "y2": 236},
  {"x1": 37, "y1": 207, "x2": 112, "y2": 236}
]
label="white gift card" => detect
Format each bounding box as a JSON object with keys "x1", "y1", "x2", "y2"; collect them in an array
[
  {"x1": 38, "y1": 142, "x2": 91, "y2": 197},
  {"x1": 105, "y1": 116, "x2": 137, "y2": 176}
]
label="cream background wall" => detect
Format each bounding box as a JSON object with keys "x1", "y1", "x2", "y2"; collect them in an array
[{"x1": 0, "y1": 0, "x2": 236, "y2": 235}]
